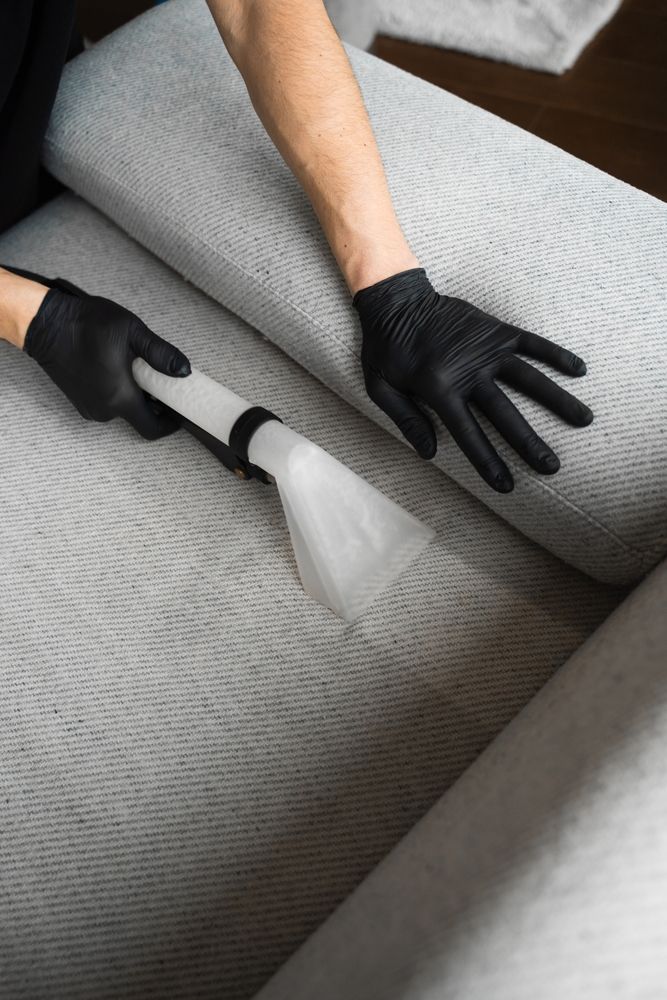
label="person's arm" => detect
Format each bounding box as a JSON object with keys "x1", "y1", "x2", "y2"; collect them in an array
[
  {"x1": 0, "y1": 266, "x2": 191, "y2": 439},
  {"x1": 205, "y1": 0, "x2": 417, "y2": 294},
  {"x1": 0, "y1": 267, "x2": 48, "y2": 348},
  {"x1": 207, "y1": 0, "x2": 593, "y2": 493}
]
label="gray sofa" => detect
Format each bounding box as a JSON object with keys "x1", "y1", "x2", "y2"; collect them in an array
[{"x1": 0, "y1": 1, "x2": 665, "y2": 997}]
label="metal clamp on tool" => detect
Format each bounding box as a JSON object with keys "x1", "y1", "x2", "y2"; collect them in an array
[{"x1": 181, "y1": 407, "x2": 282, "y2": 484}]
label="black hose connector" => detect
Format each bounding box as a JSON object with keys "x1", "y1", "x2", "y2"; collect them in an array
[
  {"x1": 182, "y1": 406, "x2": 281, "y2": 484},
  {"x1": 228, "y1": 406, "x2": 282, "y2": 483}
]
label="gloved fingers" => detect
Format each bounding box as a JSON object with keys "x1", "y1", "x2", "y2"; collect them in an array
[
  {"x1": 364, "y1": 367, "x2": 436, "y2": 459},
  {"x1": 512, "y1": 326, "x2": 587, "y2": 377},
  {"x1": 75, "y1": 403, "x2": 108, "y2": 423},
  {"x1": 130, "y1": 320, "x2": 191, "y2": 378},
  {"x1": 435, "y1": 398, "x2": 514, "y2": 493},
  {"x1": 474, "y1": 382, "x2": 559, "y2": 475},
  {"x1": 500, "y1": 357, "x2": 593, "y2": 427},
  {"x1": 119, "y1": 388, "x2": 181, "y2": 441}
]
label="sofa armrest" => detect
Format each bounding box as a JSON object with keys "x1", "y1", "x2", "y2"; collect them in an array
[{"x1": 255, "y1": 557, "x2": 667, "y2": 999}]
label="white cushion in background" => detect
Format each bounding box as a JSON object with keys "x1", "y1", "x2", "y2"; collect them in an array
[
  {"x1": 375, "y1": 0, "x2": 623, "y2": 74},
  {"x1": 42, "y1": 0, "x2": 667, "y2": 585}
]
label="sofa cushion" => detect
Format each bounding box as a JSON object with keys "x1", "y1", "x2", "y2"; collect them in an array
[
  {"x1": 0, "y1": 195, "x2": 618, "y2": 999},
  {"x1": 42, "y1": 0, "x2": 667, "y2": 587},
  {"x1": 256, "y1": 556, "x2": 667, "y2": 1000}
]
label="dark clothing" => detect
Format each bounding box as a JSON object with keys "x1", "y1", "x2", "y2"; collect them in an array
[{"x1": 0, "y1": 0, "x2": 78, "y2": 233}]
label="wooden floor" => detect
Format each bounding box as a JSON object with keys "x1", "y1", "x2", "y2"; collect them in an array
[{"x1": 372, "y1": 0, "x2": 667, "y2": 201}]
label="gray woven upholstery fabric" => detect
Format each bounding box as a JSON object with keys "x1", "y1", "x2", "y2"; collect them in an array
[
  {"x1": 42, "y1": 0, "x2": 667, "y2": 586},
  {"x1": 257, "y1": 557, "x2": 667, "y2": 1000},
  {"x1": 0, "y1": 196, "x2": 618, "y2": 999}
]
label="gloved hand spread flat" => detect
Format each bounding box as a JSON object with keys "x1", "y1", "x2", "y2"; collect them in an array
[
  {"x1": 354, "y1": 268, "x2": 593, "y2": 493},
  {"x1": 15, "y1": 271, "x2": 191, "y2": 439}
]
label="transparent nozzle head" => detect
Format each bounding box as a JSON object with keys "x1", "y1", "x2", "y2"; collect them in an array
[{"x1": 266, "y1": 435, "x2": 434, "y2": 622}]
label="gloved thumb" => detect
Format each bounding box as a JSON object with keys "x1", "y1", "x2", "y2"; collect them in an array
[
  {"x1": 130, "y1": 320, "x2": 191, "y2": 378},
  {"x1": 364, "y1": 366, "x2": 436, "y2": 460}
]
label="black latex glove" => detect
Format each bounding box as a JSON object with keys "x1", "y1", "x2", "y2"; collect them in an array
[
  {"x1": 13, "y1": 269, "x2": 190, "y2": 439},
  {"x1": 353, "y1": 268, "x2": 593, "y2": 493}
]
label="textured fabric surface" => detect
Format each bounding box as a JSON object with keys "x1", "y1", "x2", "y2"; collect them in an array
[
  {"x1": 376, "y1": 0, "x2": 622, "y2": 74},
  {"x1": 257, "y1": 557, "x2": 667, "y2": 1000},
  {"x1": 0, "y1": 196, "x2": 618, "y2": 999},
  {"x1": 42, "y1": 0, "x2": 667, "y2": 586},
  {"x1": 324, "y1": 0, "x2": 377, "y2": 51}
]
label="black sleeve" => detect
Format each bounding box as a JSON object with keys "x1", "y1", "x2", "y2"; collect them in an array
[{"x1": 0, "y1": 0, "x2": 78, "y2": 233}]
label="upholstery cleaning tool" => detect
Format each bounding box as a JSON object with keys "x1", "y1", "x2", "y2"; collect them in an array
[{"x1": 133, "y1": 359, "x2": 434, "y2": 621}]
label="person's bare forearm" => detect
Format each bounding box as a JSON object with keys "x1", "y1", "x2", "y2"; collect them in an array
[
  {"x1": 0, "y1": 268, "x2": 48, "y2": 349},
  {"x1": 206, "y1": 0, "x2": 418, "y2": 293}
]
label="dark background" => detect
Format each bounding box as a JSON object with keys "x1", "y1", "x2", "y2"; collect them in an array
[{"x1": 76, "y1": 0, "x2": 666, "y2": 201}]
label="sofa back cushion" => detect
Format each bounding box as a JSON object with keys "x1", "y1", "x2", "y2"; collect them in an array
[{"x1": 43, "y1": 0, "x2": 667, "y2": 585}]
